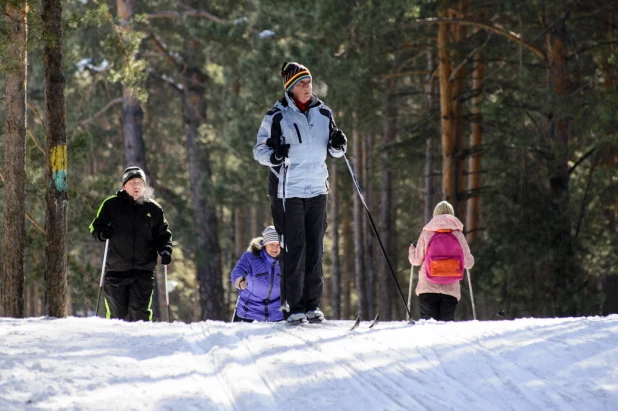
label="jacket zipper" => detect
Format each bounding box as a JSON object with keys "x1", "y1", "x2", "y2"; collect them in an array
[{"x1": 293, "y1": 124, "x2": 302, "y2": 144}]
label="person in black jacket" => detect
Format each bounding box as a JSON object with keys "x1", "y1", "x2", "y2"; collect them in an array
[{"x1": 89, "y1": 166, "x2": 173, "y2": 322}]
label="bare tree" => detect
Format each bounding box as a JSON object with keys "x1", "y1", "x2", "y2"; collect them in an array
[
  {"x1": 1, "y1": 0, "x2": 28, "y2": 318},
  {"x1": 42, "y1": 0, "x2": 69, "y2": 317}
]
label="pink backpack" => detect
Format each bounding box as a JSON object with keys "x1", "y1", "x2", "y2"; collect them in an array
[{"x1": 424, "y1": 229, "x2": 464, "y2": 284}]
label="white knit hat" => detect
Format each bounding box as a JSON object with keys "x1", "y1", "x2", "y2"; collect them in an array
[{"x1": 262, "y1": 226, "x2": 280, "y2": 245}]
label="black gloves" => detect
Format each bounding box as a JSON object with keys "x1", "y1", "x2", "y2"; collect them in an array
[
  {"x1": 99, "y1": 226, "x2": 114, "y2": 241},
  {"x1": 159, "y1": 250, "x2": 172, "y2": 265},
  {"x1": 270, "y1": 143, "x2": 290, "y2": 165},
  {"x1": 330, "y1": 129, "x2": 347, "y2": 150}
]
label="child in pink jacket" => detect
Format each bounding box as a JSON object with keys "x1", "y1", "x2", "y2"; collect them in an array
[{"x1": 408, "y1": 201, "x2": 474, "y2": 321}]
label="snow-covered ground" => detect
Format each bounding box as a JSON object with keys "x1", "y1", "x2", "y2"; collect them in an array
[{"x1": 1, "y1": 315, "x2": 617, "y2": 410}]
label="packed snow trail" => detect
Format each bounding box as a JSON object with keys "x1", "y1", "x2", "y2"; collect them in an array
[{"x1": 1, "y1": 316, "x2": 617, "y2": 410}]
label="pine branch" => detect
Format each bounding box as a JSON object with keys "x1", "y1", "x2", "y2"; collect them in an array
[{"x1": 77, "y1": 97, "x2": 123, "y2": 129}]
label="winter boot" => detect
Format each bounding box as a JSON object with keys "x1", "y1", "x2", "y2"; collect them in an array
[
  {"x1": 286, "y1": 312, "x2": 307, "y2": 324},
  {"x1": 306, "y1": 308, "x2": 325, "y2": 323}
]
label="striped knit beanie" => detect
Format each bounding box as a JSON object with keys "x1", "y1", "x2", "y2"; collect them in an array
[
  {"x1": 122, "y1": 166, "x2": 146, "y2": 186},
  {"x1": 281, "y1": 62, "x2": 312, "y2": 92}
]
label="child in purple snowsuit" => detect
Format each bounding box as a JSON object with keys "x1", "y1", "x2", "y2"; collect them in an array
[{"x1": 231, "y1": 226, "x2": 284, "y2": 322}]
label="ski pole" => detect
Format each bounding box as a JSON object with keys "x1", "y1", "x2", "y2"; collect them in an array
[
  {"x1": 231, "y1": 273, "x2": 246, "y2": 322},
  {"x1": 95, "y1": 239, "x2": 110, "y2": 317},
  {"x1": 164, "y1": 264, "x2": 171, "y2": 323},
  {"x1": 343, "y1": 154, "x2": 414, "y2": 323},
  {"x1": 407, "y1": 265, "x2": 415, "y2": 321},
  {"x1": 279, "y1": 142, "x2": 290, "y2": 313},
  {"x1": 466, "y1": 268, "x2": 477, "y2": 320}
]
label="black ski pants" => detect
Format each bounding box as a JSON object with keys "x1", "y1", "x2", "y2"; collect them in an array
[
  {"x1": 419, "y1": 293, "x2": 458, "y2": 321},
  {"x1": 103, "y1": 269, "x2": 155, "y2": 322},
  {"x1": 271, "y1": 194, "x2": 327, "y2": 315}
]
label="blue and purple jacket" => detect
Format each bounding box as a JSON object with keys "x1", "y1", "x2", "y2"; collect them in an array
[{"x1": 231, "y1": 240, "x2": 283, "y2": 322}]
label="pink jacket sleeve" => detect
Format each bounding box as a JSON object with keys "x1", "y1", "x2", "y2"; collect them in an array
[
  {"x1": 408, "y1": 231, "x2": 428, "y2": 266},
  {"x1": 453, "y1": 231, "x2": 474, "y2": 269}
]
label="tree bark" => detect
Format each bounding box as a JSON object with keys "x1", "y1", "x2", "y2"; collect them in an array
[
  {"x1": 438, "y1": 1, "x2": 456, "y2": 204},
  {"x1": 425, "y1": 48, "x2": 441, "y2": 223},
  {"x1": 362, "y1": 134, "x2": 376, "y2": 318},
  {"x1": 329, "y1": 163, "x2": 341, "y2": 319},
  {"x1": 466, "y1": 34, "x2": 485, "y2": 244},
  {"x1": 42, "y1": 0, "x2": 69, "y2": 317},
  {"x1": 1, "y1": 0, "x2": 28, "y2": 318},
  {"x1": 117, "y1": 0, "x2": 150, "y2": 177},
  {"x1": 452, "y1": 0, "x2": 469, "y2": 219},
  {"x1": 546, "y1": 15, "x2": 575, "y2": 316},
  {"x1": 379, "y1": 85, "x2": 397, "y2": 320},
  {"x1": 342, "y1": 202, "x2": 353, "y2": 319},
  {"x1": 352, "y1": 119, "x2": 368, "y2": 319},
  {"x1": 182, "y1": 45, "x2": 225, "y2": 320}
]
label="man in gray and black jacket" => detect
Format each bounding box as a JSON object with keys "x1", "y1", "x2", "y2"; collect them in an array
[{"x1": 253, "y1": 62, "x2": 347, "y2": 324}]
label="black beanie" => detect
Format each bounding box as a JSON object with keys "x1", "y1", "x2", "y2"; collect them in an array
[{"x1": 122, "y1": 166, "x2": 146, "y2": 186}]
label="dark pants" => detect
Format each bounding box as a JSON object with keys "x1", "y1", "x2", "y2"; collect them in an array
[
  {"x1": 271, "y1": 195, "x2": 327, "y2": 315},
  {"x1": 232, "y1": 312, "x2": 254, "y2": 323},
  {"x1": 103, "y1": 270, "x2": 155, "y2": 322},
  {"x1": 419, "y1": 293, "x2": 458, "y2": 321}
]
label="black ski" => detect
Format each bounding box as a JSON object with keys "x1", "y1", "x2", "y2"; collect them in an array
[
  {"x1": 349, "y1": 316, "x2": 361, "y2": 331},
  {"x1": 348, "y1": 314, "x2": 380, "y2": 331}
]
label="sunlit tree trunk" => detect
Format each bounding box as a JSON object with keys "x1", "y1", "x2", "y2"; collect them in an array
[
  {"x1": 438, "y1": 1, "x2": 456, "y2": 204},
  {"x1": 42, "y1": 0, "x2": 69, "y2": 317},
  {"x1": 425, "y1": 49, "x2": 441, "y2": 223},
  {"x1": 466, "y1": 36, "x2": 485, "y2": 244},
  {"x1": 1, "y1": 0, "x2": 28, "y2": 318}
]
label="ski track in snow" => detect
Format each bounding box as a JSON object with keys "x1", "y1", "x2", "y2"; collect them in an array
[
  {"x1": 280, "y1": 322, "x2": 417, "y2": 410},
  {"x1": 1, "y1": 316, "x2": 618, "y2": 410}
]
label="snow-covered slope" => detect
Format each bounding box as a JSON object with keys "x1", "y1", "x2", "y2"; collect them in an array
[{"x1": 1, "y1": 316, "x2": 617, "y2": 410}]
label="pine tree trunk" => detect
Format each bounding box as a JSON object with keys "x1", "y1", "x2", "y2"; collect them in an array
[
  {"x1": 1, "y1": 0, "x2": 28, "y2": 318},
  {"x1": 182, "y1": 52, "x2": 224, "y2": 320},
  {"x1": 438, "y1": 2, "x2": 456, "y2": 204},
  {"x1": 352, "y1": 120, "x2": 368, "y2": 319},
  {"x1": 329, "y1": 163, "x2": 341, "y2": 319},
  {"x1": 466, "y1": 38, "x2": 484, "y2": 244},
  {"x1": 362, "y1": 134, "x2": 376, "y2": 318},
  {"x1": 379, "y1": 87, "x2": 397, "y2": 320},
  {"x1": 546, "y1": 15, "x2": 575, "y2": 316},
  {"x1": 342, "y1": 204, "x2": 353, "y2": 319},
  {"x1": 116, "y1": 0, "x2": 150, "y2": 176},
  {"x1": 425, "y1": 49, "x2": 440, "y2": 223},
  {"x1": 452, "y1": 0, "x2": 469, "y2": 218},
  {"x1": 42, "y1": 0, "x2": 69, "y2": 317}
]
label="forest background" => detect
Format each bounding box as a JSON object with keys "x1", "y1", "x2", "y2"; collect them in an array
[{"x1": 0, "y1": 0, "x2": 617, "y2": 323}]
